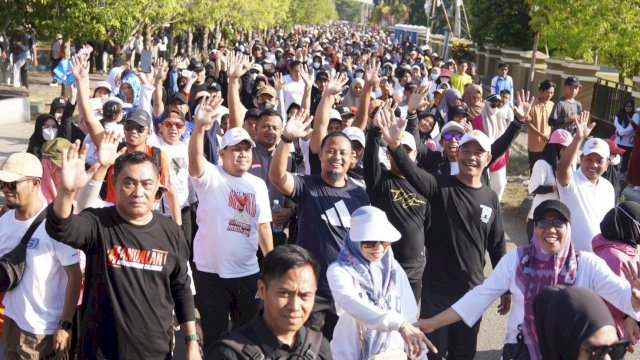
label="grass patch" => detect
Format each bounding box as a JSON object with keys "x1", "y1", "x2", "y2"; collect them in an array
[{"x1": 502, "y1": 154, "x2": 531, "y2": 213}]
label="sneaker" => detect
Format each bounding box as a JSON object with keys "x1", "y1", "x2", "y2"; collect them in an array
[{"x1": 49, "y1": 81, "x2": 59, "y2": 86}]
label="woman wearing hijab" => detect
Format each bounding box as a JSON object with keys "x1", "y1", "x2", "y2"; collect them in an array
[
  {"x1": 416, "y1": 200, "x2": 640, "y2": 360},
  {"x1": 27, "y1": 114, "x2": 60, "y2": 159},
  {"x1": 342, "y1": 78, "x2": 364, "y2": 108},
  {"x1": 118, "y1": 70, "x2": 141, "y2": 110},
  {"x1": 613, "y1": 99, "x2": 635, "y2": 174},
  {"x1": 526, "y1": 129, "x2": 573, "y2": 240},
  {"x1": 534, "y1": 286, "x2": 626, "y2": 360},
  {"x1": 593, "y1": 201, "x2": 640, "y2": 338},
  {"x1": 461, "y1": 84, "x2": 483, "y2": 119},
  {"x1": 328, "y1": 206, "x2": 435, "y2": 359},
  {"x1": 435, "y1": 87, "x2": 461, "y2": 128}
]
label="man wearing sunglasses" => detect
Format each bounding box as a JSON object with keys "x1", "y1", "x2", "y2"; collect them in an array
[{"x1": 0, "y1": 152, "x2": 81, "y2": 359}]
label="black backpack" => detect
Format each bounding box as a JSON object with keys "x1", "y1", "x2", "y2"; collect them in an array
[{"x1": 218, "y1": 328, "x2": 323, "y2": 360}]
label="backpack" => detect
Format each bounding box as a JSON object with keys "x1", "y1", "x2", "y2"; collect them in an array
[{"x1": 219, "y1": 328, "x2": 323, "y2": 360}]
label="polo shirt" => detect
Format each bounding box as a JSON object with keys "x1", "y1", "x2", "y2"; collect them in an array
[{"x1": 558, "y1": 168, "x2": 614, "y2": 252}]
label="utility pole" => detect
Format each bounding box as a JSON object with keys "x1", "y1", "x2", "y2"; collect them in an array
[{"x1": 454, "y1": 0, "x2": 461, "y2": 37}]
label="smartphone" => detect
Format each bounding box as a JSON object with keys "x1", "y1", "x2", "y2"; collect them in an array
[
  {"x1": 77, "y1": 44, "x2": 93, "y2": 61},
  {"x1": 181, "y1": 69, "x2": 194, "y2": 78},
  {"x1": 140, "y1": 50, "x2": 153, "y2": 73}
]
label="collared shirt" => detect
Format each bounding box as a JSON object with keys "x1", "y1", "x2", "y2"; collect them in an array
[
  {"x1": 210, "y1": 313, "x2": 332, "y2": 359},
  {"x1": 527, "y1": 99, "x2": 554, "y2": 152},
  {"x1": 249, "y1": 142, "x2": 295, "y2": 206}
]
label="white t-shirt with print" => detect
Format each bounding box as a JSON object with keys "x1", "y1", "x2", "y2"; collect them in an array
[
  {"x1": 191, "y1": 163, "x2": 272, "y2": 278},
  {"x1": 558, "y1": 169, "x2": 614, "y2": 252},
  {"x1": 157, "y1": 138, "x2": 192, "y2": 212},
  {"x1": 0, "y1": 206, "x2": 80, "y2": 335}
]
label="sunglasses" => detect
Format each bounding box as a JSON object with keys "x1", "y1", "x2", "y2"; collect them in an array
[
  {"x1": 0, "y1": 178, "x2": 34, "y2": 191},
  {"x1": 584, "y1": 340, "x2": 628, "y2": 360},
  {"x1": 535, "y1": 218, "x2": 567, "y2": 229},
  {"x1": 361, "y1": 241, "x2": 392, "y2": 248},
  {"x1": 124, "y1": 122, "x2": 147, "y2": 133},
  {"x1": 442, "y1": 133, "x2": 463, "y2": 141},
  {"x1": 162, "y1": 121, "x2": 185, "y2": 130}
]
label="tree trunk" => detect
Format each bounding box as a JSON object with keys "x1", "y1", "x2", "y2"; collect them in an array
[
  {"x1": 187, "y1": 30, "x2": 193, "y2": 57},
  {"x1": 167, "y1": 24, "x2": 174, "y2": 62},
  {"x1": 144, "y1": 23, "x2": 152, "y2": 50},
  {"x1": 527, "y1": 31, "x2": 540, "y2": 92},
  {"x1": 203, "y1": 27, "x2": 210, "y2": 58}
]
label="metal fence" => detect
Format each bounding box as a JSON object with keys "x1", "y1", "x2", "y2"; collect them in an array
[{"x1": 590, "y1": 78, "x2": 633, "y2": 136}]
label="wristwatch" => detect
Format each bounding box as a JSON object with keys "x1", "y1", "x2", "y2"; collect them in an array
[
  {"x1": 280, "y1": 136, "x2": 293, "y2": 144},
  {"x1": 185, "y1": 333, "x2": 200, "y2": 342},
  {"x1": 58, "y1": 320, "x2": 73, "y2": 331}
]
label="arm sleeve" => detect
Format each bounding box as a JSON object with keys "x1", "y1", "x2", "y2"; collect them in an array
[
  {"x1": 286, "y1": 175, "x2": 306, "y2": 204},
  {"x1": 363, "y1": 128, "x2": 383, "y2": 197},
  {"x1": 531, "y1": 186, "x2": 554, "y2": 195},
  {"x1": 489, "y1": 120, "x2": 523, "y2": 167},
  {"x1": 452, "y1": 250, "x2": 516, "y2": 326},
  {"x1": 588, "y1": 254, "x2": 640, "y2": 320},
  {"x1": 528, "y1": 160, "x2": 554, "y2": 195},
  {"x1": 487, "y1": 205, "x2": 507, "y2": 268},
  {"x1": 328, "y1": 265, "x2": 405, "y2": 331},
  {"x1": 256, "y1": 181, "x2": 272, "y2": 223},
  {"x1": 388, "y1": 145, "x2": 438, "y2": 198},
  {"x1": 490, "y1": 76, "x2": 498, "y2": 95},
  {"x1": 406, "y1": 112, "x2": 428, "y2": 160},
  {"x1": 45, "y1": 204, "x2": 98, "y2": 251},
  {"x1": 170, "y1": 229, "x2": 196, "y2": 323},
  {"x1": 548, "y1": 101, "x2": 563, "y2": 127}
]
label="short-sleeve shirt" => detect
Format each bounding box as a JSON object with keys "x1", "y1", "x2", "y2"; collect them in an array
[
  {"x1": 106, "y1": 145, "x2": 173, "y2": 204},
  {"x1": 558, "y1": 169, "x2": 614, "y2": 252},
  {"x1": 191, "y1": 163, "x2": 272, "y2": 278},
  {"x1": 288, "y1": 175, "x2": 370, "y2": 294}
]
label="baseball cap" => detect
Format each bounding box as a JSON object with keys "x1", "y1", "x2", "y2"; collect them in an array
[
  {"x1": 449, "y1": 106, "x2": 469, "y2": 119},
  {"x1": 338, "y1": 106, "x2": 356, "y2": 117},
  {"x1": 250, "y1": 64, "x2": 263, "y2": 74},
  {"x1": 41, "y1": 138, "x2": 72, "y2": 167},
  {"x1": 162, "y1": 109, "x2": 185, "y2": 122},
  {"x1": 400, "y1": 131, "x2": 417, "y2": 151},
  {"x1": 316, "y1": 71, "x2": 329, "y2": 81},
  {"x1": 549, "y1": 129, "x2": 573, "y2": 147},
  {"x1": 349, "y1": 206, "x2": 401, "y2": 242},
  {"x1": 0, "y1": 152, "x2": 43, "y2": 182},
  {"x1": 565, "y1": 76, "x2": 581, "y2": 87},
  {"x1": 50, "y1": 97, "x2": 67, "y2": 113},
  {"x1": 220, "y1": 127, "x2": 256, "y2": 148},
  {"x1": 192, "y1": 62, "x2": 205, "y2": 72},
  {"x1": 207, "y1": 82, "x2": 222, "y2": 93},
  {"x1": 533, "y1": 199, "x2": 571, "y2": 223},
  {"x1": 169, "y1": 92, "x2": 188, "y2": 105},
  {"x1": 342, "y1": 127, "x2": 365, "y2": 147},
  {"x1": 435, "y1": 121, "x2": 466, "y2": 143},
  {"x1": 329, "y1": 109, "x2": 342, "y2": 121},
  {"x1": 244, "y1": 108, "x2": 261, "y2": 120},
  {"x1": 458, "y1": 130, "x2": 492, "y2": 154},
  {"x1": 603, "y1": 138, "x2": 625, "y2": 155},
  {"x1": 582, "y1": 137, "x2": 610, "y2": 159},
  {"x1": 125, "y1": 109, "x2": 152, "y2": 128},
  {"x1": 256, "y1": 85, "x2": 277, "y2": 99},
  {"x1": 194, "y1": 91, "x2": 210, "y2": 102},
  {"x1": 94, "y1": 81, "x2": 112, "y2": 94}
]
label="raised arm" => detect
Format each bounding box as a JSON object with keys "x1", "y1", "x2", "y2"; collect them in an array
[
  {"x1": 71, "y1": 54, "x2": 105, "y2": 146},
  {"x1": 299, "y1": 65, "x2": 313, "y2": 112},
  {"x1": 353, "y1": 59, "x2": 380, "y2": 130},
  {"x1": 188, "y1": 94, "x2": 224, "y2": 178},
  {"x1": 557, "y1": 111, "x2": 594, "y2": 187},
  {"x1": 152, "y1": 58, "x2": 166, "y2": 118},
  {"x1": 309, "y1": 72, "x2": 349, "y2": 154},
  {"x1": 269, "y1": 110, "x2": 313, "y2": 197},
  {"x1": 227, "y1": 52, "x2": 251, "y2": 129},
  {"x1": 489, "y1": 89, "x2": 533, "y2": 165}
]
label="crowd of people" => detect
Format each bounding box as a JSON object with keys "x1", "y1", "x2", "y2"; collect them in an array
[{"x1": 0, "y1": 21, "x2": 640, "y2": 360}]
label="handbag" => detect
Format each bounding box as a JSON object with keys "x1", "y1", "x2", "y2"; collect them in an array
[
  {"x1": 0, "y1": 210, "x2": 47, "y2": 292},
  {"x1": 501, "y1": 325, "x2": 531, "y2": 360}
]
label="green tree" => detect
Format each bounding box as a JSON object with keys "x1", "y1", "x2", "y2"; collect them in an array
[
  {"x1": 467, "y1": 0, "x2": 533, "y2": 48},
  {"x1": 287, "y1": 0, "x2": 337, "y2": 25},
  {"x1": 336, "y1": 0, "x2": 362, "y2": 23}
]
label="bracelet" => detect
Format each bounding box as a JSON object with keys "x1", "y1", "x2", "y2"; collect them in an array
[
  {"x1": 280, "y1": 136, "x2": 293, "y2": 144},
  {"x1": 185, "y1": 333, "x2": 200, "y2": 342}
]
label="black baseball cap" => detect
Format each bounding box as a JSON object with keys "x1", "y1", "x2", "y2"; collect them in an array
[
  {"x1": 125, "y1": 109, "x2": 152, "y2": 128},
  {"x1": 207, "y1": 82, "x2": 222, "y2": 93},
  {"x1": 169, "y1": 92, "x2": 188, "y2": 105},
  {"x1": 316, "y1": 71, "x2": 329, "y2": 81},
  {"x1": 244, "y1": 108, "x2": 261, "y2": 120},
  {"x1": 50, "y1": 97, "x2": 67, "y2": 113},
  {"x1": 533, "y1": 200, "x2": 571, "y2": 222},
  {"x1": 564, "y1": 76, "x2": 582, "y2": 87},
  {"x1": 449, "y1": 106, "x2": 469, "y2": 119}
]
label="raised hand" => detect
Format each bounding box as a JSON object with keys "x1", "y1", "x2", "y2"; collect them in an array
[
  {"x1": 194, "y1": 93, "x2": 223, "y2": 130},
  {"x1": 282, "y1": 109, "x2": 313, "y2": 140},
  {"x1": 324, "y1": 72, "x2": 349, "y2": 96},
  {"x1": 273, "y1": 72, "x2": 284, "y2": 91},
  {"x1": 97, "y1": 130, "x2": 126, "y2": 168},
  {"x1": 152, "y1": 58, "x2": 166, "y2": 83},
  {"x1": 574, "y1": 111, "x2": 595, "y2": 139},
  {"x1": 407, "y1": 84, "x2": 430, "y2": 112},
  {"x1": 363, "y1": 58, "x2": 380, "y2": 86},
  {"x1": 227, "y1": 52, "x2": 251, "y2": 79},
  {"x1": 513, "y1": 89, "x2": 535, "y2": 121},
  {"x1": 375, "y1": 99, "x2": 405, "y2": 149},
  {"x1": 70, "y1": 54, "x2": 90, "y2": 81},
  {"x1": 60, "y1": 140, "x2": 100, "y2": 194},
  {"x1": 298, "y1": 64, "x2": 312, "y2": 87}
]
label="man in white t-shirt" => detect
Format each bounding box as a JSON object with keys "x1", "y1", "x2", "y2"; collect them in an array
[
  {"x1": 0, "y1": 152, "x2": 81, "y2": 359},
  {"x1": 557, "y1": 111, "x2": 614, "y2": 252},
  {"x1": 188, "y1": 95, "x2": 273, "y2": 358},
  {"x1": 282, "y1": 60, "x2": 305, "y2": 110}
]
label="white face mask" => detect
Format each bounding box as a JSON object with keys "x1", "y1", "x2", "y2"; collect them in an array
[
  {"x1": 313, "y1": 62, "x2": 321, "y2": 69},
  {"x1": 487, "y1": 106, "x2": 498, "y2": 115},
  {"x1": 42, "y1": 128, "x2": 58, "y2": 141}
]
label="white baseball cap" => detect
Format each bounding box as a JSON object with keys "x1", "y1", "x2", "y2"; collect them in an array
[
  {"x1": 582, "y1": 137, "x2": 610, "y2": 159},
  {"x1": 400, "y1": 131, "x2": 417, "y2": 151},
  {"x1": 329, "y1": 109, "x2": 342, "y2": 121},
  {"x1": 342, "y1": 127, "x2": 366, "y2": 147},
  {"x1": 458, "y1": 130, "x2": 492, "y2": 154},
  {"x1": 220, "y1": 127, "x2": 256, "y2": 148},
  {"x1": 0, "y1": 152, "x2": 43, "y2": 182},
  {"x1": 250, "y1": 63, "x2": 263, "y2": 74},
  {"x1": 434, "y1": 121, "x2": 466, "y2": 143},
  {"x1": 349, "y1": 206, "x2": 401, "y2": 242},
  {"x1": 94, "y1": 81, "x2": 112, "y2": 93}
]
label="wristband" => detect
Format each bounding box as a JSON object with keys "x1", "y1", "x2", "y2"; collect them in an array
[
  {"x1": 280, "y1": 136, "x2": 293, "y2": 144},
  {"x1": 58, "y1": 320, "x2": 73, "y2": 331},
  {"x1": 185, "y1": 334, "x2": 200, "y2": 342}
]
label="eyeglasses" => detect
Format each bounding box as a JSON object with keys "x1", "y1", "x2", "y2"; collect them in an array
[
  {"x1": 0, "y1": 178, "x2": 34, "y2": 191},
  {"x1": 361, "y1": 241, "x2": 392, "y2": 248},
  {"x1": 162, "y1": 121, "x2": 185, "y2": 130},
  {"x1": 535, "y1": 218, "x2": 567, "y2": 229},
  {"x1": 124, "y1": 122, "x2": 147, "y2": 133},
  {"x1": 442, "y1": 133, "x2": 463, "y2": 141},
  {"x1": 584, "y1": 340, "x2": 628, "y2": 360}
]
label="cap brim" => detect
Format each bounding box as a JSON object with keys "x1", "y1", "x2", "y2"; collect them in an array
[
  {"x1": 224, "y1": 138, "x2": 256, "y2": 148},
  {"x1": 0, "y1": 170, "x2": 23, "y2": 182},
  {"x1": 350, "y1": 226, "x2": 401, "y2": 242}
]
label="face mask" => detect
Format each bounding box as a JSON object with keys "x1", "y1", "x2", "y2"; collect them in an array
[
  {"x1": 258, "y1": 102, "x2": 276, "y2": 111},
  {"x1": 431, "y1": 73, "x2": 439, "y2": 80},
  {"x1": 313, "y1": 62, "x2": 321, "y2": 69},
  {"x1": 385, "y1": 54, "x2": 391, "y2": 60},
  {"x1": 250, "y1": 73, "x2": 258, "y2": 81},
  {"x1": 440, "y1": 77, "x2": 450, "y2": 84},
  {"x1": 42, "y1": 128, "x2": 58, "y2": 141},
  {"x1": 487, "y1": 106, "x2": 498, "y2": 115}
]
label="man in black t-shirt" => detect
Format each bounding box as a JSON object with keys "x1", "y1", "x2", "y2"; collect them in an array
[
  {"x1": 377, "y1": 105, "x2": 507, "y2": 360},
  {"x1": 270, "y1": 111, "x2": 370, "y2": 340}
]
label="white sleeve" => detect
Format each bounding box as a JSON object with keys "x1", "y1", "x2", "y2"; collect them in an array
[
  {"x1": 614, "y1": 116, "x2": 634, "y2": 135},
  {"x1": 633, "y1": 113, "x2": 640, "y2": 126},
  {"x1": 490, "y1": 76, "x2": 498, "y2": 94},
  {"x1": 557, "y1": 170, "x2": 577, "y2": 193},
  {"x1": 191, "y1": 163, "x2": 219, "y2": 192},
  {"x1": 138, "y1": 84, "x2": 155, "y2": 116},
  {"x1": 51, "y1": 230, "x2": 81, "y2": 266},
  {"x1": 452, "y1": 249, "x2": 517, "y2": 327},
  {"x1": 328, "y1": 264, "x2": 405, "y2": 332},
  {"x1": 528, "y1": 161, "x2": 550, "y2": 194},
  {"x1": 586, "y1": 253, "x2": 640, "y2": 320},
  {"x1": 397, "y1": 265, "x2": 419, "y2": 323},
  {"x1": 255, "y1": 180, "x2": 272, "y2": 224}
]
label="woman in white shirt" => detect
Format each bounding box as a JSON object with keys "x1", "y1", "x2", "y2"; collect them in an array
[
  {"x1": 328, "y1": 206, "x2": 435, "y2": 360},
  {"x1": 416, "y1": 200, "x2": 640, "y2": 360},
  {"x1": 613, "y1": 100, "x2": 636, "y2": 174},
  {"x1": 526, "y1": 129, "x2": 572, "y2": 240}
]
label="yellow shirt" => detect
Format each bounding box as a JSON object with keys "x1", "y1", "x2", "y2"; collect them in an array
[
  {"x1": 450, "y1": 72, "x2": 473, "y2": 94},
  {"x1": 527, "y1": 99, "x2": 554, "y2": 152}
]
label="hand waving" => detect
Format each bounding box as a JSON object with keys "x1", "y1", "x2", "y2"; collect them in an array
[
  {"x1": 97, "y1": 130, "x2": 126, "y2": 168},
  {"x1": 227, "y1": 52, "x2": 251, "y2": 79},
  {"x1": 283, "y1": 109, "x2": 313, "y2": 140},
  {"x1": 70, "y1": 54, "x2": 89, "y2": 81},
  {"x1": 513, "y1": 89, "x2": 535, "y2": 121},
  {"x1": 194, "y1": 93, "x2": 223, "y2": 130},
  {"x1": 407, "y1": 84, "x2": 430, "y2": 112},
  {"x1": 363, "y1": 58, "x2": 380, "y2": 86},
  {"x1": 60, "y1": 141, "x2": 100, "y2": 194},
  {"x1": 324, "y1": 72, "x2": 349, "y2": 96},
  {"x1": 574, "y1": 111, "x2": 594, "y2": 139},
  {"x1": 375, "y1": 99, "x2": 405, "y2": 149},
  {"x1": 152, "y1": 58, "x2": 166, "y2": 83},
  {"x1": 273, "y1": 72, "x2": 284, "y2": 91}
]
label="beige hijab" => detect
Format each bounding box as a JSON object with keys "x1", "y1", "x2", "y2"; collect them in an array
[{"x1": 462, "y1": 84, "x2": 484, "y2": 118}]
